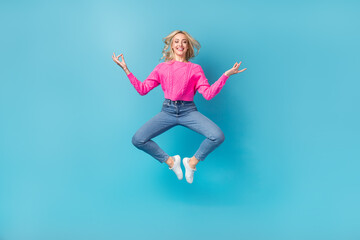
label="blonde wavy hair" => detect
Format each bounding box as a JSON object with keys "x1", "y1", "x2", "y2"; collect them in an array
[{"x1": 160, "y1": 30, "x2": 201, "y2": 62}]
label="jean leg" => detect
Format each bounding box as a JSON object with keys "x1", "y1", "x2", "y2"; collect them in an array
[
  {"x1": 132, "y1": 111, "x2": 177, "y2": 163},
  {"x1": 179, "y1": 111, "x2": 225, "y2": 161}
]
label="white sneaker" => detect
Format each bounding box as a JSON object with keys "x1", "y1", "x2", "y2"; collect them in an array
[
  {"x1": 169, "y1": 155, "x2": 183, "y2": 180},
  {"x1": 183, "y1": 157, "x2": 196, "y2": 184}
]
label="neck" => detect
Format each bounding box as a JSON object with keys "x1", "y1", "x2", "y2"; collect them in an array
[{"x1": 174, "y1": 55, "x2": 187, "y2": 62}]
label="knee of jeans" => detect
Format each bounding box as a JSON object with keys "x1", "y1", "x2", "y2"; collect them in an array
[
  {"x1": 210, "y1": 131, "x2": 225, "y2": 144},
  {"x1": 132, "y1": 133, "x2": 144, "y2": 147},
  {"x1": 218, "y1": 132, "x2": 225, "y2": 144}
]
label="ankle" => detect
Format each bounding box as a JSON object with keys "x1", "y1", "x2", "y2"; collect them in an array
[
  {"x1": 189, "y1": 157, "x2": 199, "y2": 168},
  {"x1": 165, "y1": 156, "x2": 174, "y2": 168}
]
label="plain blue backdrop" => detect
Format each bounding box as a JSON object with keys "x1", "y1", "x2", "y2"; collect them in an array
[{"x1": 1, "y1": 0, "x2": 359, "y2": 239}]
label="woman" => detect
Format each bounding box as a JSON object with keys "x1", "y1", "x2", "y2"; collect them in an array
[{"x1": 112, "y1": 30, "x2": 246, "y2": 184}]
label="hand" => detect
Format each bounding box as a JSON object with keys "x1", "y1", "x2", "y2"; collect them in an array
[
  {"x1": 225, "y1": 61, "x2": 247, "y2": 77},
  {"x1": 112, "y1": 52, "x2": 128, "y2": 71}
]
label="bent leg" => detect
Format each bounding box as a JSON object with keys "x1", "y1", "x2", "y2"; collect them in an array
[
  {"x1": 132, "y1": 111, "x2": 177, "y2": 163},
  {"x1": 179, "y1": 111, "x2": 225, "y2": 161}
]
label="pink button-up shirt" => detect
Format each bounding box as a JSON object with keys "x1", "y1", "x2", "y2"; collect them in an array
[{"x1": 126, "y1": 59, "x2": 229, "y2": 101}]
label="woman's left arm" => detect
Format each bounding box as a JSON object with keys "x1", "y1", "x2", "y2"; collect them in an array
[{"x1": 195, "y1": 61, "x2": 247, "y2": 100}]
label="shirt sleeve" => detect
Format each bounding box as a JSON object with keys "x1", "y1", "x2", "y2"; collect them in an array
[
  {"x1": 126, "y1": 64, "x2": 161, "y2": 96},
  {"x1": 194, "y1": 65, "x2": 229, "y2": 100}
]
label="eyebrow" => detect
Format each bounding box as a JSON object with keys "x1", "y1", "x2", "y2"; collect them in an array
[{"x1": 174, "y1": 38, "x2": 187, "y2": 41}]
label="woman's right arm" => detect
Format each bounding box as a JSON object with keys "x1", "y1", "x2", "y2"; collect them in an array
[{"x1": 112, "y1": 52, "x2": 160, "y2": 96}]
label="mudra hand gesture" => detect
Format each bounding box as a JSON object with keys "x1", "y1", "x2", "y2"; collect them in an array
[
  {"x1": 112, "y1": 53, "x2": 128, "y2": 71},
  {"x1": 225, "y1": 61, "x2": 247, "y2": 77}
]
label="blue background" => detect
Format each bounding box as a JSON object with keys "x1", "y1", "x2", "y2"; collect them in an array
[{"x1": 1, "y1": 0, "x2": 359, "y2": 239}]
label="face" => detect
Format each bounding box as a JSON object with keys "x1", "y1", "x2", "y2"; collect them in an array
[{"x1": 171, "y1": 33, "x2": 189, "y2": 58}]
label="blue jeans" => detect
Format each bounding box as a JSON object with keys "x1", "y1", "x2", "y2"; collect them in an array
[{"x1": 132, "y1": 99, "x2": 225, "y2": 163}]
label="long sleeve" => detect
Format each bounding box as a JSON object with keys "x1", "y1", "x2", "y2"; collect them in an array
[
  {"x1": 194, "y1": 65, "x2": 229, "y2": 100},
  {"x1": 127, "y1": 64, "x2": 161, "y2": 96}
]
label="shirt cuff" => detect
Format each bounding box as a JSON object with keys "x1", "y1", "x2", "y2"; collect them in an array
[{"x1": 221, "y1": 73, "x2": 230, "y2": 82}]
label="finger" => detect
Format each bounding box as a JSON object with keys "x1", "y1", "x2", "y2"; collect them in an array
[
  {"x1": 121, "y1": 55, "x2": 125, "y2": 61},
  {"x1": 239, "y1": 68, "x2": 247, "y2": 72},
  {"x1": 233, "y1": 62, "x2": 237, "y2": 68}
]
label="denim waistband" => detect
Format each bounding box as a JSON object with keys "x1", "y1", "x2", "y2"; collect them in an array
[{"x1": 164, "y1": 98, "x2": 194, "y2": 105}]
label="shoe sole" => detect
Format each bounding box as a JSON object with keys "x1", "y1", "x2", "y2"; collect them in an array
[
  {"x1": 173, "y1": 155, "x2": 183, "y2": 180},
  {"x1": 183, "y1": 158, "x2": 194, "y2": 184}
]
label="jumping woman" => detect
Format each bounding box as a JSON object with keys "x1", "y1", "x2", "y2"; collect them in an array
[{"x1": 112, "y1": 30, "x2": 247, "y2": 184}]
